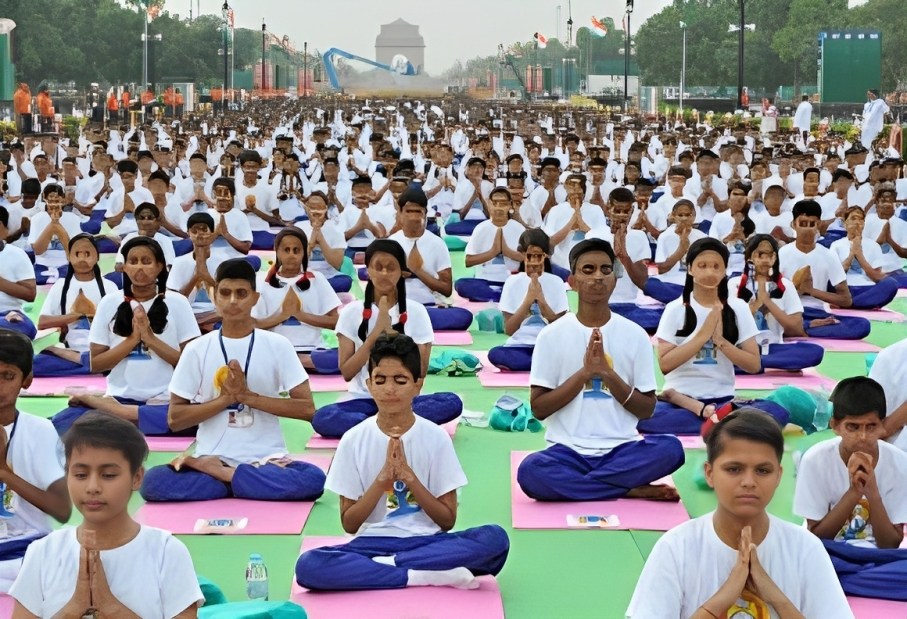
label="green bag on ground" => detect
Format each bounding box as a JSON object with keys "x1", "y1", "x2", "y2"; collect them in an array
[
  {"x1": 489, "y1": 395, "x2": 543, "y2": 433},
  {"x1": 199, "y1": 600, "x2": 307, "y2": 619},
  {"x1": 197, "y1": 575, "x2": 228, "y2": 606},
  {"x1": 476, "y1": 308, "x2": 505, "y2": 333},
  {"x1": 339, "y1": 256, "x2": 357, "y2": 279},
  {"x1": 428, "y1": 349, "x2": 482, "y2": 376}
]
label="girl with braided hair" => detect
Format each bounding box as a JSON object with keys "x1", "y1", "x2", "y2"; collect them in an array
[
  {"x1": 638, "y1": 238, "x2": 790, "y2": 435},
  {"x1": 32, "y1": 234, "x2": 118, "y2": 376},
  {"x1": 253, "y1": 227, "x2": 341, "y2": 373},
  {"x1": 311, "y1": 239, "x2": 462, "y2": 438},
  {"x1": 729, "y1": 234, "x2": 824, "y2": 372},
  {"x1": 51, "y1": 237, "x2": 200, "y2": 436}
]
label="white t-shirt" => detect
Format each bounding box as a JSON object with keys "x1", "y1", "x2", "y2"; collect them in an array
[
  {"x1": 26, "y1": 212, "x2": 83, "y2": 269},
  {"x1": 326, "y1": 416, "x2": 467, "y2": 538},
  {"x1": 656, "y1": 296, "x2": 758, "y2": 399},
  {"x1": 115, "y1": 232, "x2": 176, "y2": 267},
  {"x1": 794, "y1": 437, "x2": 907, "y2": 549},
  {"x1": 464, "y1": 220, "x2": 525, "y2": 283},
  {"x1": 751, "y1": 210, "x2": 794, "y2": 238},
  {"x1": 527, "y1": 184, "x2": 567, "y2": 223},
  {"x1": 778, "y1": 243, "x2": 847, "y2": 309},
  {"x1": 451, "y1": 179, "x2": 494, "y2": 220},
  {"x1": 586, "y1": 227, "x2": 651, "y2": 303},
  {"x1": 338, "y1": 203, "x2": 396, "y2": 250},
  {"x1": 89, "y1": 291, "x2": 200, "y2": 401},
  {"x1": 531, "y1": 313, "x2": 657, "y2": 456},
  {"x1": 707, "y1": 211, "x2": 747, "y2": 274},
  {"x1": 0, "y1": 413, "x2": 64, "y2": 593},
  {"x1": 105, "y1": 186, "x2": 155, "y2": 236},
  {"x1": 830, "y1": 237, "x2": 887, "y2": 287},
  {"x1": 653, "y1": 226, "x2": 707, "y2": 285},
  {"x1": 169, "y1": 328, "x2": 308, "y2": 463},
  {"x1": 685, "y1": 174, "x2": 728, "y2": 221},
  {"x1": 336, "y1": 300, "x2": 433, "y2": 398},
  {"x1": 388, "y1": 230, "x2": 451, "y2": 306},
  {"x1": 39, "y1": 276, "x2": 118, "y2": 352},
  {"x1": 498, "y1": 272, "x2": 569, "y2": 347},
  {"x1": 252, "y1": 272, "x2": 340, "y2": 351},
  {"x1": 209, "y1": 208, "x2": 253, "y2": 262},
  {"x1": 10, "y1": 526, "x2": 203, "y2": 618},
  {"x1": 629, "y1": 204, "x2": 669, "y2": 244},
  {"x1": 166, "y1": 252, "x2": 220, "y2": 314},
  {"x1": 626, "y1": 512, "x2": 852, "y2": 619},
  {"x1": 0, "y1": 244, "x2": 35, "y2": 313},
  {"x1": 863, "y1": 214, "x2": 907, "y2": 273},
  {"x1": 235, "y1": 178, "x2": 277, "y2": 231},
  {"x1": 542, "y1": 202, "x2": 608, "y2": 269},
  {"x1": 868, "y1": 338, "x2": 907, "y2": 451},
  {"x1": 295, "y1": 220, "x2": 347, "y2": 279},
  {"x1": 728, "y1": 275, "x2": 802, "y2": 347}
]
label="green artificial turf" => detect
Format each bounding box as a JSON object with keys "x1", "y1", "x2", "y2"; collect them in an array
[{"x1": 13, "y1": 245, "x2": 907, "y2": 618}]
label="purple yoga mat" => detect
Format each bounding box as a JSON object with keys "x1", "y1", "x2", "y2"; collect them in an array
[
  {"x1": 826, "y1": 306, "x2": 906, "y2": 323},
  {"x1": 306, "y1": 418, "x2": 459, "y2": 450},
  {"x1": 848, "y1": 596, "x2": 907, "y2": 618},
  {"x1": 734, "y1": 368, "x2": 837, "y2": 391},
  {"x1": 22, "y1": 374, "x2": 108, "y2": 397},
  {"x1": 134, "y1": 454, "x2": 332, "y2": 535},
  {"x1": 509, "y1": 451, "x2": 690, "y2": 531},
  {"x1": 291, "y1": 537, "x2": 505, "y2": 619},
  {"x1": 145, "y1": 436, "x2": 195, "y2": 452}
]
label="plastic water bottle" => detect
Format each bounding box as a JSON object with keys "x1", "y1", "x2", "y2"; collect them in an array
[{"x1": 245, "y1": 553, "x2": 269, "y2": 601}]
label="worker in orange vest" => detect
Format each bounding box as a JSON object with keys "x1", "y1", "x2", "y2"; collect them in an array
[
  {"x1": 211, "y1": 87, "x2": 223, "y2": 114},
  {"x1": 13, "y1": 83, "x2": 31, "y2": 134},
  {"x1": 174, "y1": 88, "x2": 185, "y2": 119},
  {"x1": 163, "y1": 86, "x2": 174, "y2": 117},
  {"x1": 141, "y1": 87, "x2": 155, "y2": 119},
  {"x1": 121, "y1": 89, "x2": 131, "y2": 118},
  {"x1": 106, "y1": 90, "x2": 119, "y2": 125},
  {"x1": 36, "y1": 87, "x2": 53, "y2": 133}
]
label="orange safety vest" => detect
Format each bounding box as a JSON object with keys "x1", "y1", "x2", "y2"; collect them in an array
[
  {"x1": 163, "y1": 88, "x2": 174, "y2": 106},
  {"x1": 142, "y1": 91, "x2": 155, "y2": 105},
  {"x1": 122, "y1": 92, "x2": 131, "y2": 110},
  {"x1": 37, "y1": 92, "x2": 53, "y2": 117},
  {"x1": 211, "y1": 88, "x2": 223, "y2": 102},
  {"x1": 13, "y1": 88, "x2": 30, "y2": 114},
  {"x1": 107, "y1": 94, "x2": 119, "y2": 111}
]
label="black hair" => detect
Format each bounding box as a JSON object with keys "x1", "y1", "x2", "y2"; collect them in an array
[
  {"x1": 359, "y1": 240, "x2": 409, "y2": 342},
  {"x1": 134, "y1": 202, "x2": 160, "y2": 219},
  {"x1": 112, "y1": 237, "x2": 169, "y2": 338},
  {"x1": 831, "y1": 376, "x2": 887, "y2": 420},
  {"x1": 791, "y1": 199, "x2": 822, "y2": 220},
  {"x1": 0, "y1": 205, "x2": 7, "y2": 228},
  {"x1": 0, "y1": 328, "x2": 34, "y2": 378},
  {"x1": 215, "y1": 258, "x2": 257, "y2": 290},
  {"x1": 565, "y1": 173, "x2": 587, "y2": 191},
  {"x1": 22, "y1": 178, "x2": 41, "y2": 197},
  {"x1": 737, "y1": 234, "x2": 785, "y2": 302},
  {"x1": 211, "y1": 176, "x2": 235, "y2": 197},
  {"x1": 61, "y1": 233, "x2": 107, "y2": 317},
  {"x1": 832, "y1": 169, "x2": 854, "y2": 183},
  {"x1": 42, "y1": 184, "x2": 64, "y2": 199},
  {"x1": 706, "y1": 408, "x2": 784, "y2": 463},
  {"x1": 265, "y1": 228, "x2": 311, "y2": 292},
  {"x1": 238, "y1": 150, "x2": 262, "y2": 166},
  {"x1": 63, "y1": 412, "x2": 148, "y2": 474},
  {"x1": 186, "y1": 212, "x2": 215, "y2": 231},
  {"x1": 568, "y1": 238, "x2": 616, "y2": 274},
  {"x1": 116, "y1": 159, "x2": 139, "y2": 175},
  {"x1": 367, "y1": 332, "x2": 422, "y2": 381},
  {"x1": 488, "y1": 186, "x2": 512, "y2": 202},
  {"x1": 147, "y1": 169, "x2": 170, "y2": 185},
  {"x1": 668, "y1": 165, "x2": 691, "y2": 179},
  {"x1": 517, "y1": 228, "x2": 553, "y2": 274},
  {"x1": 609, "y1": 187, "x2": 634, "y2": 204},
  {"x1": 676, "y1": 237, "x2": 739, "y2": 343}
]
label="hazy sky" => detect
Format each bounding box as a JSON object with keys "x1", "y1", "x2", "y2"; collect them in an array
[{"x1": 166, "y1": 0, "x2": 867, "y2": 75}]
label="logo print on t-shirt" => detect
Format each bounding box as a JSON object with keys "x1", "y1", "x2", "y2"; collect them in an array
[
  {"x1": 386, "y1": 481, "x2": 421, "y2": 519},
  {"x1": 840, "y1": 498, "x2": 871, "y2": 542},
  {"x1": 882, "y1": 243, "x2": 893, "y2": 254},
  {"x1": 727, "y1": 588, "x2": 770, "y2": 618},
  {"x1": 694, "y1": 340, "x2": 719, "y2": 365}
]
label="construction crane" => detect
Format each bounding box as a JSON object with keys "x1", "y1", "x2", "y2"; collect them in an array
[
  {"x1": 498, "y1": 44, "x2": 529, "y2": 100},
  {"x1": 321, "y1": 47, "x2": 416, "y2": 90}
]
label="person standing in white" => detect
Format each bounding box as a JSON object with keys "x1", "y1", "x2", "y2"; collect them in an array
[
  {"x1": 861, "y1": 89, "x2": 890, "y2": 150},
  {"x1": 793, "y1": 95, "x2": 813, "y2": 142}
]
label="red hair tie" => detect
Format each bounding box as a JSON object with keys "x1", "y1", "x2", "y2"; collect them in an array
[
  {"x1": 399, "y1": 311, "x2": 408, "y2": 325},
  {"x1": 295, "y1": 272, "x2": 315, "y2": 287},
  {"x1": 362, "y1": 308, "x2": 373, "y2": 320}
]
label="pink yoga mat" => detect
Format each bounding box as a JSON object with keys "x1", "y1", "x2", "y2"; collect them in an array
[
  {"x1": 291, "y1": 537, "x2": 505, "y2": 619},
  {"x1": 134, "y1": 454, "x2": 332, "y2": 535},
  {"x1": 145, "y1": 436, "x2": 195, "y2": 452},
  {"x1": 22, "y1": 374, "x2": 108, "y2": 396},
  {"x1": 510, "y1": 451, "x2": 690, "y2": 531},
  {"x1": 826, "y1": 306, "x2": 906, "y2": 323},
  {"x1": 477, "y1": 368, "x2": 530, "y2": 388},
  {"x1": 0, "y1": 595, "x2": 13, "y2": 618},
  {"x1": 308, "y1": 374, "x2": 349, "y2": 393},
  {"x1": 434, "y1": 331, "x2": 474, "y2": 346},
  {"x1": 676, "y1": 435, "x2": 706, "y2": 450},
  {"x1": 734, "y1": 368, "x2": 836, "y2": 391},
  {"x1": 810, "y1": 339, "x2": 880, "y2": 353},
  {"x1": 848, "y1": 596, "x2": 907, "y2": 618},
  {"x1": 306, "y1": 418, "x2": 459, "y2": 450}
]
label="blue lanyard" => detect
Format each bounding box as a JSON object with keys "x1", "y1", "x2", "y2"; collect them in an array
[{"x1": 218, "y1": 329, "x2": 255, "y2": 376}]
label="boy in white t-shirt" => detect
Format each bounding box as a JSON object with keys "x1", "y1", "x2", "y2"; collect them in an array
[
  {"x1": 628, "y1": 410, "x2": 852, "y2": 618},
  {"x1": 208, "y1": 177, "x2": 259, "y2": 271},
  {"x1": 295, "y1": 333, "x2": 509, "y2": 591},
  {"x1": 10, "y1": 412, "x2": 203, "y2": 617},
  {"x1": 104, "y1": 159, "x2": 154, "y2": 237},
  {"x1": 829, "y1": 207, "x2": 899, "y2": 309},
  {"x1": 141, "y1": 258, "x2": 326, "y2": 502},
  {"x1": 778, "y1": 200, "x2": 871, "y2": 340},
  {"x1": 294, "y1": 191, "x2": 351, "y2": 293},
  {"x1": 0, "y1": 207, "x2": 38, "y2": 340},
  {"x1": 643, "y1": 199, "x2": 705, "y2": 304},
  {"x1": 236, "y1": 150, "x2": 282, "y2": 250},
  {"x1": 0, "y1": 330, "x2": 71, "y2": 593},
  {"x1": 864, "y1": 184, "x2": 907, "y2": 287},
  {"x1": 868, "y1": 337, "x2": 907, "y2": 451},
  {"x1": 339, "y1": 176, "x2": 394, "y2": 257},
  {"x1": 166, "y1": 212, "x2": 220, "y2": 328},
  {"x1": 388, "y1": 186, "x2": 473, "y2": 331},
  {"x1": 517, "y1": 239, "x2": 685, "y2": 501},
  {"x1": 27, "y1": 185, "x2": 83, "y2": 284},
  {"x1": 794, "y1": 377, "x2": 907, "y2": 600}
]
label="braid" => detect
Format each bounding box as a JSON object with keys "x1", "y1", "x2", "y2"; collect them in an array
[
  {"x1": 93, "y1": 263, "x2": 107, "y2": 300},
  {"x1": 675, "y1": 273, "x2": 697, "y2": 337},
  {"x1": 112, "y1": 274, "x2": 135, "y2": 337},
  {"x1": 296, "y1": 235, "x2": 311, "y2": 291},
  {"x1": 719, "y1": 277, "x2": 739, "y2": 343},
  {"x1": 391, "y1": 277, "x2": 407, "y2": 334},
  {"x1": 146, "y1": 269, "x2": 170, "y2": 334},
  {"x1": 736, "y1": 263, "x2": 754, "y2": 302},
  {"x1": 357, "y1": 281, "x2": 375, "y2": 342},
  {"x1": 265, "y1": 258, "x2": 281, "y2": 289},
  {"x1": 59, "y1": 265, "x2": 76, "y2": 316}
]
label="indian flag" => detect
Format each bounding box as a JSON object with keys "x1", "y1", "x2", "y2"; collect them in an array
[
  {"x1": 534, "y1": 32, "x2": 548, "y2": 49},
  {"x1": 591, "y1": 17, "x2": 608, "y2": 37}
]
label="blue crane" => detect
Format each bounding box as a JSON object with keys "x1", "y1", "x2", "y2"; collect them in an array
[{"x1": 321, "y1": 47, "x2": 416, "y2": 90}]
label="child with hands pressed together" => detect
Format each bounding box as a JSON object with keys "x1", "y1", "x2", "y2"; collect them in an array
[
  {"x1": 295, "y1": 333, "x2": 509, "y2": 591},
  {"x1": 627, "y1": 410, "x2": 853, "y2": 619},
  {"x1": 643, "y1": 199, "x2": 706, "y2": 304},
  {"x1": 829, "y1": 207, "x2": 899, "y2": 310},
  {"x1": 10, "y1": 413, "x2": 203, "y2": 619}
]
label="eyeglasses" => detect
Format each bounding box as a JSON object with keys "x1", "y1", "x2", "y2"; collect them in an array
[{"x1": 579, "y1": 264, "x2": 614, "y2": 275}]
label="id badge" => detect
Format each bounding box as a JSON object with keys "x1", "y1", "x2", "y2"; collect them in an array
[{"x1": 226, "y1": 403, "x2": 254, "y2": 428}]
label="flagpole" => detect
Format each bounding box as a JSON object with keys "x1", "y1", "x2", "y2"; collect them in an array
[{"x1": 680, "y1": 22, "x2": 687, "y2": 114}]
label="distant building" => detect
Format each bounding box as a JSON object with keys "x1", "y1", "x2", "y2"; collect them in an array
[{"x1": 375, "y1": 19, "x2": 425, "y2": 73}]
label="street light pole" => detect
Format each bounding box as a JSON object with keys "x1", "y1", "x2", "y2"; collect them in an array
[
  {"x1": 142, "y1": 9, "x2": 148, "y2": 93},
  {"x1": 222, "y1": 1, "x2": 229, "y2": 117},
  {"x1": 737, "y1": 0, "x2": 745, "y2": 110},
  {"x1": 303, "y1": 41, "x2": 308, "y2": 97},
  {"x1": 680, "y1": 22, "x2": 687, "y2": 114},
  {"x1": 624, "y1": 0, "x2": 633, "y2": 112}
]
